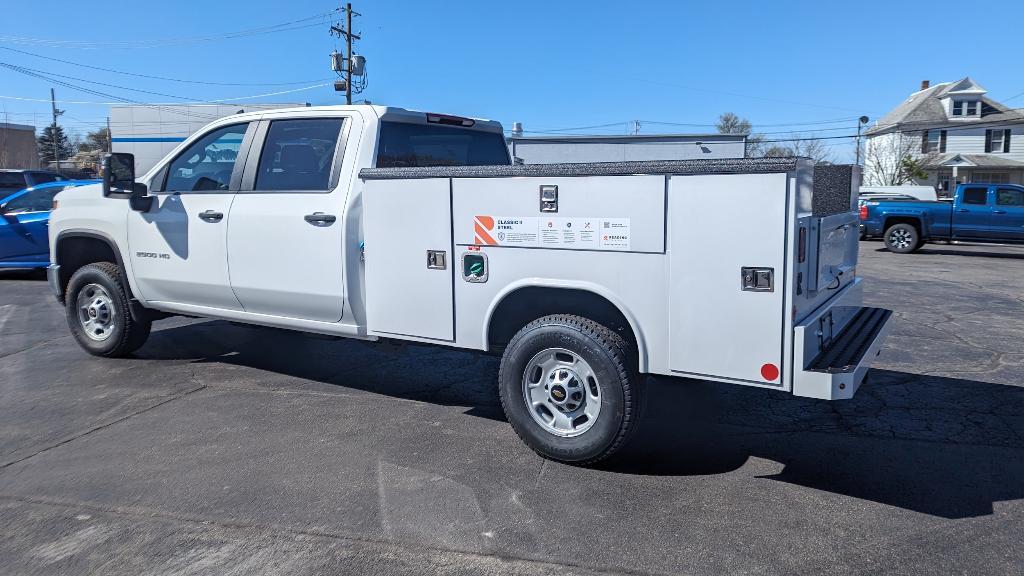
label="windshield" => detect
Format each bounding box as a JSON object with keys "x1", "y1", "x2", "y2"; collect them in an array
[{"x1": 376, "y1": 121, "x2": 510, "y2": 168}]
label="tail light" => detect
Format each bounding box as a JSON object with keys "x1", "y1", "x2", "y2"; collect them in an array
[{"x1": 859, "y1": 204, "x2": 868, "y2": 220}]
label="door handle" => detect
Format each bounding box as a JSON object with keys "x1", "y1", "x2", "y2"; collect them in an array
[
  {"x1": 199, "y1": 210, "x2": 224, "y2": 222},
  {"x1": 994, "y1": 210, "x2": 1007, "y2": 214},
  {"x1": 304, "y1": 212, "x2": 337, "y2": 225},
  {"x1": 957, "y1": 209, "x2": 970, "y2": 213}
]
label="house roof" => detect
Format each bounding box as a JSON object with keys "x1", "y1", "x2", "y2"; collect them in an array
[
  {"x1": 866, "y1": 77, "x2": 1024, "y2": 135},
  {"x1": 923, "y1": 153, "x2": 1024, "y2": 168}
]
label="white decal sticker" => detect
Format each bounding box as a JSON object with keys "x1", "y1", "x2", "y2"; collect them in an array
[{"x1": 474, "y1": 216, "x2": 629, "y2": 251}]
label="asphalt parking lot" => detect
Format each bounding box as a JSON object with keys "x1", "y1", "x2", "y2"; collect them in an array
[{"x1": 1, "y1": 242, "x2": 1022, "y2": 576}]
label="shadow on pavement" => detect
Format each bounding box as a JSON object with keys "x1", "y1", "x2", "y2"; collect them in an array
[
  {"x1": 0, "y1": 269, "x2": 46, "y2": 281},
  {"x1": 873, "y1": 246, "x2": 1024, "y2": 259},
  {"x1": 139, "y1": 320, "x2": 1024, "y2": 520}
]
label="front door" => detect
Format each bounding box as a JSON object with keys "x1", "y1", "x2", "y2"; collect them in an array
[
  {"x1": 127, "y1": 122, "x2": 252, "y2": 310},
  {"x1": 991, "y1": 186, "x2": 1024, "y2": 242},
  {"x1": 226, "y1": 116, "x2": 351, "y2": 322},
  {"x1": 951, "y1": 186, "x2": 992, "y2": 239}
]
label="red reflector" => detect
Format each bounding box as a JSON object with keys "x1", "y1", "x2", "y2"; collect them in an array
[
  {"x1": 761, "y1": 363, "x2": 780, "y2": 381},
  {"x1": 798, "y1": 227, "x2": 807, "y2": 263},
  {"x1": 859, "y1": 205, "x2": 868, "y2": 220}
]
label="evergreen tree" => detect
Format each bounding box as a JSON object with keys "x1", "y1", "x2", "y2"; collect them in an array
[{"x1": 37, "y1": 123, "x2": 75, "y2": 164}]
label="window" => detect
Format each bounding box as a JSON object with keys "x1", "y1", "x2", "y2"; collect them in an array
[
  {"x1": 376, "y1": 121, "x2": 511, "y2": 168},
  {"x1": 1, "y1": 185, "x2": 67, "y2": 214},
  {"x1": 985, "y1": 129, "x2": 1011, "y2": 153},
  {"x1": 0, "y1": 172, "x2": 27, "y2": 191},
  {"x1": 996, "y1": 188, "x2": 1024, "y2": 206},
  {"x1": 965, "y1": 101, "x2": 978, "y2": 115},
  {"x1": 921, "y1": 130, "x2": 944, "y2": 153},
  {"x1": 962, "y1": 187, "x2": 988, "y2": 205},
  {"x1": 972, "y1": 172, "x2": 1009, "y2": 184},
  {"x1": 952, "y1": 101, "x2": 963, "y2": 116},
  {"x1": 165, "y1": 123, "x2": 249, "y2": 192},
  {"x1": 254, "y1": 118, "x2": 344, "y2": 191}
]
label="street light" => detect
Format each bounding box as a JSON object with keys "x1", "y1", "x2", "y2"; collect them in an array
[{"x1": 855, "y1": 116, "x2": 870, "y2": 165}]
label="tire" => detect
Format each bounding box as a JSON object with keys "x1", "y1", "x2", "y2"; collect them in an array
[
  {"x1": 883, "y1": 223, "x2": 921, "y2": 253},
  {"x1": 65, "y1": 262, "x2": 151, "y2": 357},
  {"x1": 498, "y1": 314, "x2": 641, "y2": 465}
]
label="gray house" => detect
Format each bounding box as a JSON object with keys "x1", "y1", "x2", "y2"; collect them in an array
[{"x1": 864, "y1": 78, "x2": 1024, "y2": 195}]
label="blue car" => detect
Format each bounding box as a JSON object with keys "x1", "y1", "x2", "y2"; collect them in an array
[{"x1": 0, "y1": 180, "x2": 99, "y2": 269}]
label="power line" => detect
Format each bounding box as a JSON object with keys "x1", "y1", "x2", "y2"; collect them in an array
[
  {"x1": 0, "y1": 10, "x2": 340, "y2": 49},
  {"x1": 0, "y1": 46, "x2": 333, "y2": 87}
]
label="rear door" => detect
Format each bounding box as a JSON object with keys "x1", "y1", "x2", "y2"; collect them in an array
[
  {"x1": 951, "y1": 186, "x2": 993, "y2": 239},
  {"x1": 991, "y1": 187, "x2": 1024, "y2": 242},
  {"x1": 226, "y1": 114, "x2": 353, "y2": 322},
  {"x1": 0, "y1": 187, "x2": 52, "y2": 264}
]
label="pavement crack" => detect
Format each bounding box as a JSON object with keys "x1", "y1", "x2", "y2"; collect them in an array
[{"x1": 0, "y1": 384, "x2": 207, "y2": 471}]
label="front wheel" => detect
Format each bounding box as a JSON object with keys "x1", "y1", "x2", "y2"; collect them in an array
[
  {"x1": 498, "y1": 314, "x2": 641, "y2": 465},
  {"x1": 883, "y1": 223, "x2": 921, "y2": 253},
  {"x1": 65, "y1": 262, "x2": 151, "y2": 357}
]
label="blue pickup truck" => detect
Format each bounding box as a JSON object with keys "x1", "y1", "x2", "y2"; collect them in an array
[{"x1": 860, "y1": 183, "x2": 1024, "y2": 253}]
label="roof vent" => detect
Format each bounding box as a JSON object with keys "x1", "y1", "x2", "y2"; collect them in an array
[{"x1": 921, "y1": 80, "x2": 930, "y2": 90}]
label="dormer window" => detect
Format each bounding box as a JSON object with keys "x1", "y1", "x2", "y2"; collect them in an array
[{"x1": 952, "y1": 100, "x2": 979, "y2": 116}]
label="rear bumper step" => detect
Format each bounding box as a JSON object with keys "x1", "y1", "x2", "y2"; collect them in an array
[
  {"x1": 808, "y1": 307, "x2": 892, "y2": 374},
  {"x1": 793, "y1": 304, "x2": 893, "y2": 400}
]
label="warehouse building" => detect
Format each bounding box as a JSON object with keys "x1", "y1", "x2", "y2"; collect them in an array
[
  {"x1": 111, "y1": 103, "x2": 306, "y2": 173},
  {"x1": 0, "y1": 123, "x2": 39, "y2": 169},
  {"x1": 507, "y1": 132, "x2": 747, "y2": 164}
]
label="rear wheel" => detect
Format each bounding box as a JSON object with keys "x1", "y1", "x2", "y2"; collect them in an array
[
  {"x1": 498, "y1": 314, "x2": 641, "y2": 465},
  {"x1": 65, "y1": 262, "x2": 151, "y2": 357},
  {"x1": 883, "y1": 223, "x2": 921, "y2": 253}
]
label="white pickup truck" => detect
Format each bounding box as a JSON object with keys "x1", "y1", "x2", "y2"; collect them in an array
[{"x1": 48, "y1": 105, "x2": 892, "y2": 464}]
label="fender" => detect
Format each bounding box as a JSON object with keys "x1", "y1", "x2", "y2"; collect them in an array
[
  {"x1": 53, "y1": 230, "x2": 147, "y2": 321},
  {"x1": 482, "y1": 278, "x2": 649, "y2": 373}
]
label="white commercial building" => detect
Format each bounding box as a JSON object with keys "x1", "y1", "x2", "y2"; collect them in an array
[
  {"x1": 111, "y1": 103, "x2": 306, "y2": 173},
  {"x1": 508, "y1": 133, "x2": 748, "y2": 164}
]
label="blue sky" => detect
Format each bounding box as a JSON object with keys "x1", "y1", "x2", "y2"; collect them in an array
[{"x1": 2, "y1": 0, "x2": 1022, "y2": 162}]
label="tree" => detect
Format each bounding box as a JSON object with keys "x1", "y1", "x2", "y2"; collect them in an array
[
  {"x1": 37, "y1": 123, "x2": 75, "y2": 165},
  {"x1": 863, "y1": 133, "x2": 937, "y2": 185},
  {"x1": 77, "y1": 127, "x2": 111, "y2": 153},
  {"x1": 716, "y1": 112, "x2": 765, "y2": 157},
  {"x1": 773, "y1": 133, "x2": 833, "y2": 163}
]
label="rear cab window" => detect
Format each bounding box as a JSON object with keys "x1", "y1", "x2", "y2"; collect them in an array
[
  {"x1": 961, "y1": 187, "x2": 989, "y2": 205},
  {"x1": 376, "y1": 121, "x2": 510, "y2": 168},
  {"x1": 0, "y1": 172, "x2": 28, "y2": 192}
]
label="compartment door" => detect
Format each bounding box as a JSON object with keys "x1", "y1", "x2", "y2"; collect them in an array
[
  {"x1": 668, "y1": 173, "x2": 789, "y2": 386},
  {"x1": 364, "y1": 178, "x2": 454, "y2": 341}
]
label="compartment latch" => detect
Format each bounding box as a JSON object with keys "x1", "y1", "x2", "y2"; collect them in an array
[{"x1": 741, "y1": 267, "x2": 774, "y2": 292}]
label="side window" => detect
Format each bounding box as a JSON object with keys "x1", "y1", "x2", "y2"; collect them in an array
[
  {"x1": 2, "y1": 186, "x2": 64, "y2": 213},
  {"x1": 165, "y1": 123, "x2": 248, "y2": 192},
  {"x1": 254, "y1": 118, "x2": 344, "y2": 191},
  {"x1": 961, "y1": 188, "x2": 988, "y2": 205},
  {"x1": 996, "y1": 188, "x2": 1024, "y2": 207}
]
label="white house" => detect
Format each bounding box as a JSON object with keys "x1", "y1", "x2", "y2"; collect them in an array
[{"x1": 864, "y1": 78, "x2": 1024, "y2": 196}]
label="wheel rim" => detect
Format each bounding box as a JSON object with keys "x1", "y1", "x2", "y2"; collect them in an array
[
  {"x1": 76, "y1": 283, "x2": 117, "y2": 342},
  {"x1": 889, "y1": 229, "x2": 913, "y2": 249},
  {"x1": 521, "y1": 347, "x2": 602, "y2": 437}
]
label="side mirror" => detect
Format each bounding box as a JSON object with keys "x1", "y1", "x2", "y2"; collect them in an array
[
  {"x1": 102, "y1": 152, "x2": 153, "y2": 212},
  {"x1": 102, "y1": 152, "x2": 136, "y2": 197}
]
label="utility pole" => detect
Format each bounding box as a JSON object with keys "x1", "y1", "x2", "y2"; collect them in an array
[
  {"x1": 330, "y1": 3, "x2": 361, "y2": 105},
  {"x1": 106, "y1": 117, "x2": 112, "y2": 152},
  {"x1": 50, "y1": 88, "x2": 64, "y2": 174}
]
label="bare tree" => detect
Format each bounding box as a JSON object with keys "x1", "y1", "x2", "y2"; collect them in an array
[
  {"x1": 716, "y1": 112, "x2": 766, "y2": 157},
  {"x1": 864, "y1": 133, "x2": 938, "y2": 185}
]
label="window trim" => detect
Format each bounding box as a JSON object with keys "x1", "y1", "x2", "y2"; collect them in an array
[
  {"x1": 238, "y1": 116, "x2": 350, "y2": 194},
  {"x1": 152, "y1": 122, "x2": 255, "y2": 195}
]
